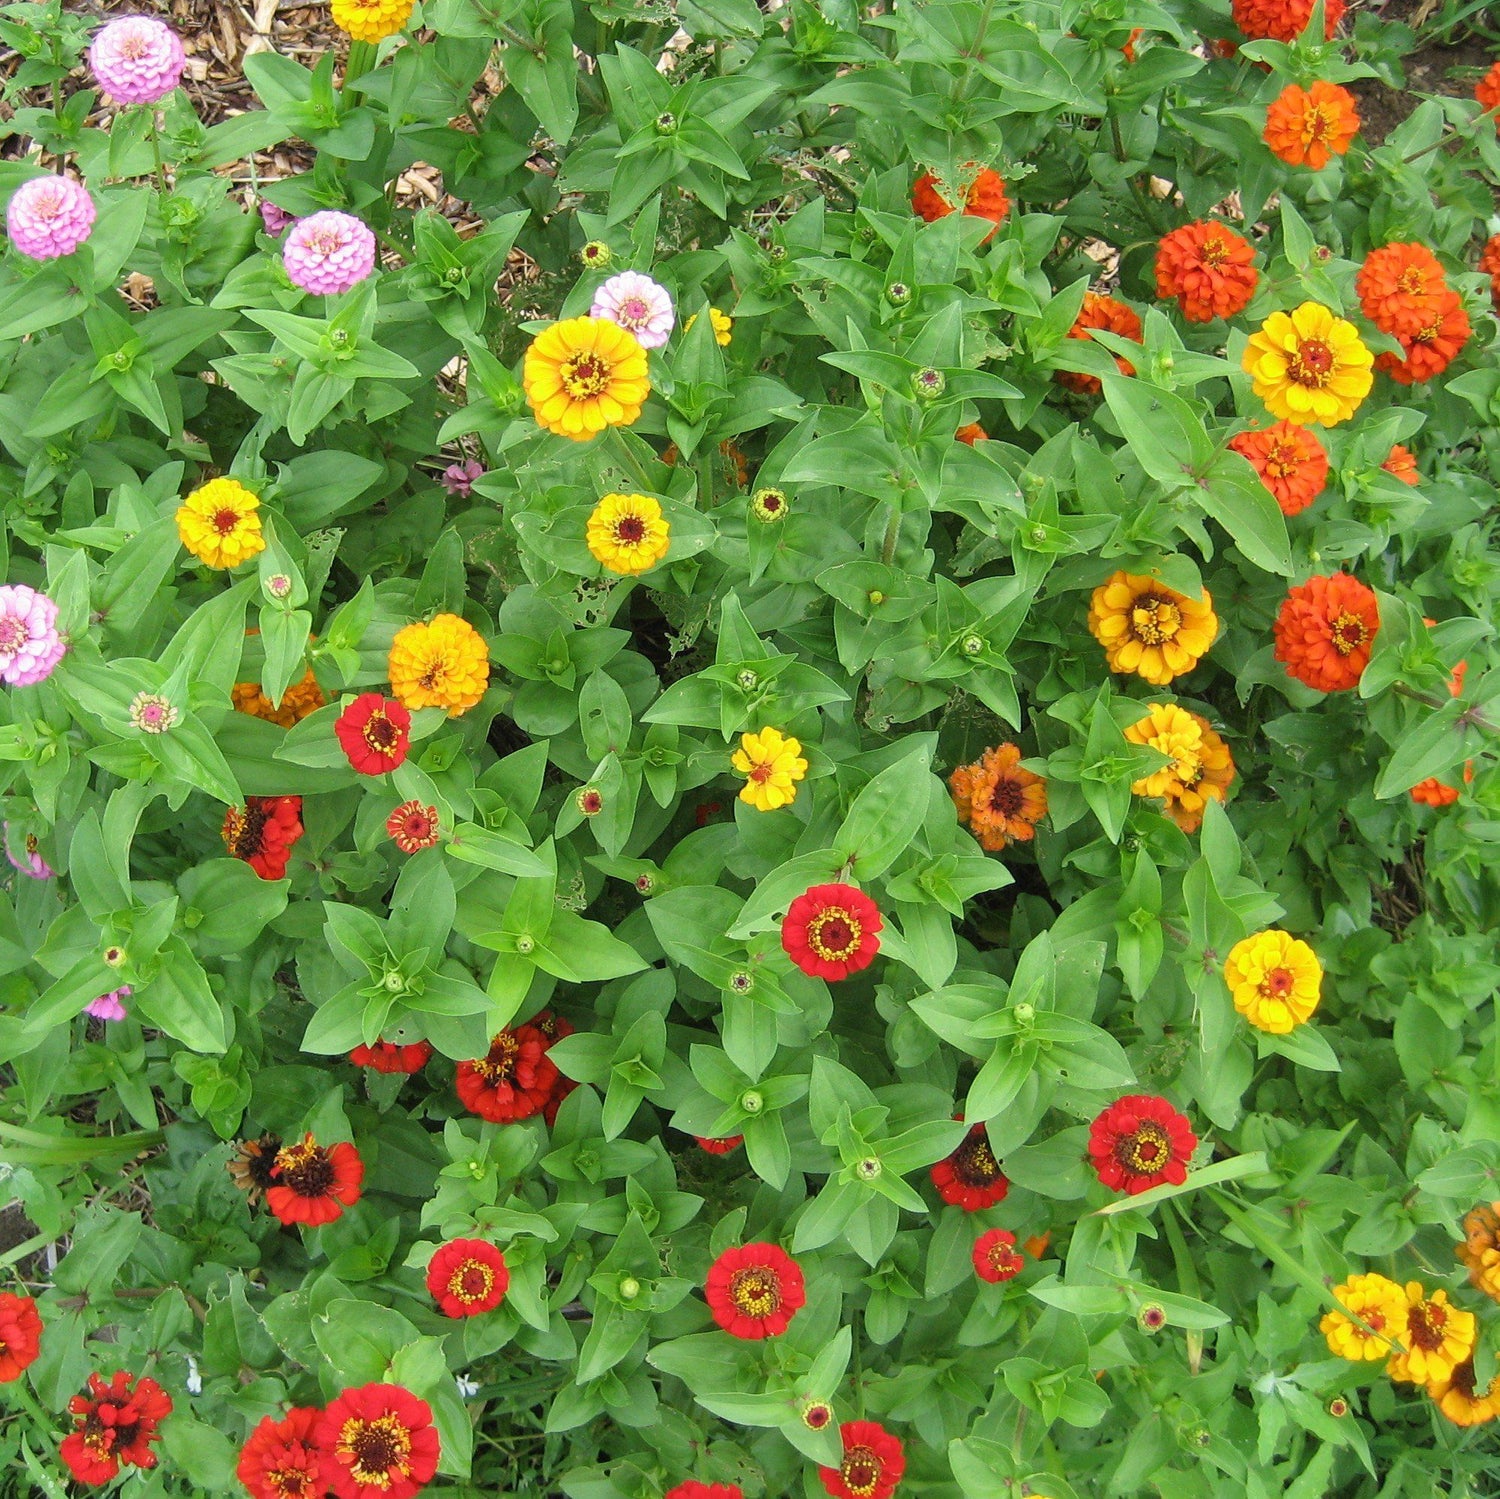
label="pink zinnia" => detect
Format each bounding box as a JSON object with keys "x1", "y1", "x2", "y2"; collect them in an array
[
  {"x1": 0, "y1": 584, "x2": 64, "y2": 685},
  {"x1": 442, "y1": 459, "x2": 484, "y2": 497},
  {"x1": 86, "y1": 986, "x2": 131, "y2": 1022},
  {"x1": 6, "y1": 177, "x2": 95, "y2": 262},
  {"x1": 4, "y1": 825, "x2": 51, "y2": 880},
  {"x1": 283, "y1": 211, "x2": 377, "y2": 295},
  {"x1": 590, "y1": 271, "x2": 675, "y2": 349},
  {"x1": 259, "y1": 200, "x2": 293, "y2": 237},
  {"x1": 88, "y1": 16, "x2": 185, "y2": 105}
]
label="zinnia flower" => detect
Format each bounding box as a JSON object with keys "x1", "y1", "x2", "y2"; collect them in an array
[
  {"x1": 1320, "y1": 1272, "x2": 1408, "y2": 1360},
  {"x1": 233, "y1": 670, "x2": 327, "y2": 728},
  {"x1": 283, "y1": 211, "x2": 377, "y2": 296},
  {"x1": 820, "y1": 1421, "x2": 905, "y2": 1499},
  {"x1": 426, "y1": 1238, "x2": 509, "y2": 1318},
  {"x1": 87, "y1": 15, "x2": 184, "y2": 104},
  {"x1": 5, "y1": 825, "x2": 51, "y2": 879},
  {"x1": 441, "y1": 458, "x2": 483, "y2": 497},
  {"x1": 177, "y1": 477, "x2": 266, "y2": 568},
  {"x1": 1457, "y1": 1203, "x2": 1500, "y2": 1301},
  {"x1": 5, "y1": 175, "x2": 95, "y2": 261},
  {"x1": 85, "y1": 986, "x2": 131, "y2": 1022},
  {"x1": 731, "y1": 727, "x2": 808, "y2": 811},
  {"x1": 0, "y1": 583, "x2": 65, "y2": 686},
  {"x1": 227, "y1": 1133, "x2": 282, "y2": 1206},
  {"x1": 948, "y1": 743, "x2": 1047, "y2": 851},
  {"x1": 314, "y1": 1383, "x2": 439, "y2": 1499},
  {"x1": 523, "y1": 316, "x2": 650, "y2": 440},
  {"x1": 332, "y1": 0, "x2": 416, "y2": 40},
  {"x1": 1233, "y1": 0, "x2": 1343, "y2": 40},
  {"x1": 1382, "y1": 444, "x2": 1419, "y2": 485},
  {"x1": 1411, "y1": 775, "x2": 1463, "y2": 807},
  {"x1": 1480, "y1": 235, "x2": 1500, "y2": 311},
  {"x1": 1273, "y1": 573, "x2": 1379, "y2": 692},
  {"x1": 1228, "y1": 422, "x2": 1329, "y2": 516},
  {"x1": 260, "y1": 200, "x2": 294, "y2": 237},
  {"x1": 1263, "y1": 81, "x2": 1360, "y2": 169},
  {"x1": 954, "y1": 423, "x2": 987, "y2": 445},
  {"x1": 1125, "y1": 703, "x2": 1235, "y2": 833},
  {"x1": 1477, "y1": 61, "x2": 1500, "y2": 127},
  {"x1": 704, "y1": 1243, "x2": 806, "y2": 1339},
  {"x1": 456, "y1": 1025, "x2": 558, "y2": 1123},
  {"x1": 349, "y1": 1039, "x2": 431, "y2": 1073},
  {"x1": 695, "y1": 1134, "x2": 744, "y2": 1155},
  {"x1": 223, "y1": 796, "x2": 304, "y2": 880},
  {"x1": 782, "y1": 883, "x2": 882, "y2": 981},
  {"x1": 1057, "y1": 292, "x2": 1142, "y2": 394},
  {"x1": 1223, "y1": 930, "x2": 1322, "y2": 1033},
  {"x1": 60, "y1": 1371, "x2": 173, "y2": 1485},
  {"x1": 387, "y1": 800, "x2": 440, "y2": 853},
  {"x1": 1242, "y1": 303, "x2": 1372, "y2": 426},
  {"x1": 665, "y1": 1485, "x2": 743, "y2": 1499},
  {"x1": 266, "y1": 1134, "x2": 364, "y2": 1227},
  {"x1": 237, "y1": 1406, "x2": 325, "y2": 1499},
  {"x1": 0, "y1": 1292, "x2": 42, "y2": 1383},
  {"x1": 1155, "y1": 220, "x2": 1258, "y2": 322},
  {"x1": 586, "y1": 492, "x2": 671, "y2": 575},
  {"x1": 388, "y1": 613, "x2": 489, "y2": 716},
  {"x1": 1087, "y1": 572, "x2": 1217, "y2": 685},
  {"x1": 930, "y1": 1122, "x2": 1009, "y2": 1211},
  {"x1": 1386, "y1": 1283, "x2": 1476, "y2": 1386},
  {"x1": 1356, "y1": 242, "x2": 1450, "y2": 337},
  {"x1": 911, "y1": 165, "x2": 1009, "y2": 241},
  {"x1": 590, "y1": 271, "x2": 676, "y2": 349},
  {"x1": 335, "y1": 693, "x2": 411, "y2": 775},
  {"x1": 1375, "y1": 290, "x2": 1470, "y2": 385},
  {"x1": 973, "y1": 1228, "x2": 1024, "y2": 1283},
  {"x1": 684, "y1": 307, "x2": 733, "y2": 345},
  {"x1": 1087, "y1": 1094, "x2": 1198, "y2": 1195},
  {"x1": 1428, "y1": 1357, "x2": 1500, "y2": 1427}
]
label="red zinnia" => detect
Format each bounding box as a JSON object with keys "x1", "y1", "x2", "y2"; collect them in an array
[
  {"x1": 930, "y1": 1122, "x2": 1010, "y2": 1211},
  {"x1": 1375, "y1": 290, "x2": 1470, "y2": 385},
  {"x1": 0, "y1": 1292, "x2": 41, "y2": 1383},
  {"x1": 911, "y1": 166, "x2": 1009, "y2": 241},
  {"x1": 1477, "y1": 61, "x2": 1500, "y2": 127},
  {"x1": 455, "y1": 1025, "x2": 558, "y2": 1123},
  {"x1": 426, "y1": 1238, "x2": 509, "y2": 1318},
  {"x1": 1057, "y1": 292, "x2": 1143, "y2": 394},
  {"x1": 315, "y1": 1383, "x2": 439, "y2": 1499},
  {"x1": 1154, "y1": 220, "x2": 1258, "y2": 323},
  {"x1": 335, "y1": 693, "x2": 411, "y2": 775},
  {"x1": 973, "y1": 1228, "x2": 1024, "y2": 1283},
  {"x1": 349, "y1": 1040, "x2": 432, "y2": 1074},
  {"x1": 1228, "y1": 421, "x2": 1329, "y2": 516},
  {"x1": 820, "y1": 1421, "x2": 905, "y2": 1499},
  {"x1": 60, "y1": 1371, "x2": 173, "y2": 1486},
  {"x1": 665, "y1": 1485, "x2": 744, "y2": 1499},
  {"x1": 223, "y1": 795, "x2": 304, "y2": 879},
  {"x1": 237, "y1": 1406, "x2": 327, "y2": 1499},
  {"x1": 1356, "y1": 242, "x2": 1449, "y2": 338},
  {"x1": 1087, "y1": 1094, "x2": 1198, "y2": 1195},
  {"x1": 1411, "y1": 775, "x2": 1462, "y2": 807},
  {"x1": 1480, "y1": 235, "x2": 1500, "y2": 311},
  {"x1": 695, "y1": 1134, "x2": 744, "y2": 1154},
  {"x1": 704, "y1": 1242, "x2": 807, "y2": 1339},
  {"x1": 1273, "y1": 573, "x2": 1380, "y2": 692},
  {"x1": 266, "y1": 1134, "x2": 364, "y2": 1227},
  {"x1": 386, "y1": 800, "x2": 440, "y2": 853},
  {"x1": 782, "y1": 883, "x2": 882, "y2": 981},
  {"x1": 1233, "y1": 0, "x2": 1343, "y2": 41},
  {"x1": 1382, "y1": 445, "x2": 1419, "y2": 485},
  {"x1": 536, "y1": 1020, "x2": 579, "y2": 1126},
  {"x1": 954, "y1": 423, "x2": 987, "y2": 445}
]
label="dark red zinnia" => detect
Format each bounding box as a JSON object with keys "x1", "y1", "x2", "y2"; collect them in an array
[
  {"x1": 972, "y1": 1228, "x2": 1024, "y2": 1284},
  {"x1": 695, "y1": 1134, "x2": 744, "y2": 1154},
  {"x1": 426, "y1": 1238, "x2": 509, "y2": 1318},
  {"x1": 704, "y1": 1242, "x2": 807, "y2": 1339},
  {"x1": 60, "y1": 1371, "x2": 173, "y2": 1486},
  {"x1": 223, "y1": 795, "x2": 304, "y2": 879},
  {"x1": 335, "y1": 693, "x2": 411, "y2": 776},
  {"x1": 819, "y1": 1421, "x2": 906, "y2": 1499},
  {"x1": 781, "y1": 883, "x2": 882, "y2": 981},
  {"x1": 349, "y1": 1040, "x2": 432, "y2": 1074},
  {"x1": 314, "y1": 1383, "x2": 440, "y2": 1499},
  {"x1": 266, "y1": 1134, "x2": 365, "y2": 1227},
  {"x1": 455, "y1": 1025, "x2": 558, "y2": 1123},
  {"x1": 1087, "y1": 1094, "x2": 1198, "y2": 1195},
  {"x1": 931, "y1": 1122, "x2": 1009, "y2": 1211},
  {"x1": 386, "y1": 800, "x2": 440, "y2": 853},
  {"x1": 0, "y1": 1292, "x2": 41, "y2": 1383},
  {"x1": 237, "y1": 1406, "x2": 327, "y2": 1499}
]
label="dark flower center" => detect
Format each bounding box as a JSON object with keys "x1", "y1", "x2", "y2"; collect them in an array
[
  {"x1": 449, "y1": 1260, "x2": 495, "y2": 1304},
  {"x1": 951, "y1": 1132, "x2": 1000, "y2": 1187},
  {"x1": 0, "y1": 618, "x2": 27, "y2": 651},
  {"x1": 1408, "y1": 1299, "x2": 1448, "y2": 1351},
  {"x1": 1117, "y1": 1121, "x2": 1171, "y2": 1175},
  {"x1": 343, "y1": 1416, "x2": 411, "y2": 1481},
  {"x1": 225, "y1": 803, "x2": 271, "y2": 859},
  {"x1": 363, "y1": 712, "x2": 400, "y2": 753},
  {"x1": 807, "y1": 909, "x2": 859, "y2": 960},
  {"x1": 841, "y1": 1448, "x2": 882, "y2": 1497},
  {"x1": 212, "y1": 507, "x2": 242, "y2": 535},
  {"x1": 1289, "y1": 338, "x2": 1334, "y2": 386},
  {"x1": 988, "y1": 776, "x2": 1024, "y2": 817},
  {"x1": 1130, "y1": 595, "x2": 1182, "y2": 645},
  {"x1": 561, "y1": 352, "x2": 611, "y2": 398},
  {"x1": 269, "y1": 1465, "x2": 319, "y2": 1498},
  {"x1": 1330, "y1": 611, "x2": 1368, "y2": 656},
  {"x1": 475, "y1": 1032, "x2": 520, "y2": 1085},
  {"x1": 276, "y1": 1141, "x2": 335, "y2": 1198},
  {"x1": 614, "y1": 515, "x2": 646, "y2": 543}
]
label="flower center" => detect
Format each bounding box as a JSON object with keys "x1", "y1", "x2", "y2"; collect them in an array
[
  {"x1": 1288, "y1": 339, "x2": 1334, "y2": 387},
  {"x1": 840, "y1": 1448, "x2": 883, "y2": 1497},
  {"x1": 1303, "y1": 104, "x2": 1335, "y2": 144},
  {"x1": 224, "y1": 803, "x2": 271, "y2": 859},
  {"x1": 749, "y1": 760, "x2": 773, "y2": 783},
  {"x1": 806, "y1": 908, "x2": 860, "y2": 961},
  {"x1": 1200, "y1": 235, "x2": 1229, "y2": 268},
  {"x1": 988, "y1": 776, "x2": 1024, "y2": 817},
  {"x1": 1260, "y1": 966, "x2": 1295, "y2": 998},
  {"x1": 1415, "y1": 311, "x2": 1447, "y2": 342},
  {"x1": 1395, "y1": 267, "x2": 1428, "y2": 296},
  {"x1": 1265, "y1": 440, "x2": 1300, "y2": 477},
  {"x1": 212, "y1": 507, "x2": 242, "y2": 536},
  {"x1": 448, "y1": 1260, "x2": 495, "y2": 1305},
  {"x1": 0, "y1": 618, "x2": 27, "y2": 653},
  {"x1": 1452, "y1": 1360, "x2": 1478, "y2": 1399},
  {"x1": 1409, "y1": 1299, "x2": 1448, "y2": 1350},
  {"x1": 951, "y1": 1132, "x2": 1000, "y2": 1187},
  {"x1": 728, "y1": 1265, "x2": 783, "y2": 1317},
  {"x1": 363, "y1": 712, "x2": 400, "y2": 754},
  {"x1": 475, "y1": 1032, "x2": 520, "y2": 1085},
  {"x1": 1130, "y1": 596, "x2": 1182, "y2": 645},
  {"x1": 1364, "y1": 1309, "x2": 1386, "y2": 1333},
  {"x1": 276, "y1": 1139, "x2": 335, "y2": 1198},
  {"x1": 308, "y1": 228, "x2": 342, "y2": 256},
  {"x1": 1117, "y1": 1121, "x2": 1171, "y2": 1175},
  {"x1": 341, "y1": 1415, "x2": 412, "y2": 1483},
  {"x1": 988, "y1": 1242, "x2": 1022, "y2": 1275},
  {"x1": 268, "y1": 1466, "x2": 319, "y2": 1499},
  {"x1": 561, "y1": 352, "x2": 612, "y2": 399},
  {"x1": 1330, "y1": 612, "x2": 1368, "y2": 656},
  {"x1": 618, "y1": 297, "x2": 649, "y2": 324},
  {"x1": 613, "y1": 515, "x2": 646, "y2": 544}
]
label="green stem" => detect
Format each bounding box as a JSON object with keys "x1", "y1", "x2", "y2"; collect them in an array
[
  {"x1": 344, "y1": 39, "x2": 376, "y2": 88},
  {"x1": 146, "y1": 110, "x2": 168, "y2": 194},
  {"x1": 879, "y1": 505, "x2": 902, "y2": 565}
]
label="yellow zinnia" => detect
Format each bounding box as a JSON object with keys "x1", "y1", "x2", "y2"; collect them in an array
[
  {"x1": 1087, "y1": 571, "x2": 1217, "y2": 685},
  {"x1": 176, "y1": 478, "x2": 266, "y2": 570},
  {"x1": 331, "y1": 0, "x2": 415, "y2": 41},
  {"x1": 1427, "y1": 1358, "x2": 1500, "y2": 1427},
  {"x1": 1223, "y1": 930, "x2": 1322, "y2": 1034},
  {"x1": 1124, "y1": 703, "x2": 1235, "y2": 834},
  {"x1": 731, "y1": 727, "x2": 808, "y2": 811},
  {"x1": 523, "y1": 316, "x2": 650, "y2": 441},
  {"x1": 1241, "y1": 302, "x2": 1373, "y2": 427},
  {"x1": 685, "y1": 307, "x2": 733, "y2": 346},
  {"x1": 1386, "y1": 1284, "x2": 1476, "y2": 1386},
  {"x1": 232, "y1": 671, "x2": 326, "y2": 729},
  {"x1": 388, "y1": 613, "x2": 490, "y2": 717},
  {"x1": 586, "y1": 493, "x2": 671, "y2": 576},
  {"x1": 1320, "y1": 1272, "x2": 1407, "y2": 1361}
]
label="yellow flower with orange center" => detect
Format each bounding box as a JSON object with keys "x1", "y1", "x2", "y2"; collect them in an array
[
  {"x1": 176, "y1": 478, "x2": 266, "y2": 569},
  {"x1": 1456, "y1": 1202, "x2": 1500, "y2": 1301},
  {"x1": 388, "y1": 613, "x2": 490, "y2": 717},
  {"x1": 586, "y1": 493, "x2": 671, "y2": 576},
  {"x1": 1242, "y1": 302, "x2": 1373, "y2": 427},
  {"x1": 1427, "y1": 1357, "x2": 1500, "y2": 1427},
  {"x1": 1125, "y1": 703, "x2": 1235, "y2": 834},
  {"x1": 1386, "y1": 1283, "x2": 1476, "y2": 1386},
  {"x1": 523, "y1": 317, "x2": 650, "y2": 441},
  {"x1": 1320, "y1": 1272, "x2": 1407, "y2": 1361},
  {"x1": 1087, "y1": 571, "x2": 1218, "y2": 685},
  {"x1": 731, "y1": 727, "x2": 808, "y2": 811},
  {"x1": 331, "y1": 0, "x2": 414, "y2": 40},
  {"x1": 1223, "y1": 930, "x2": 1322, "y2": 1034}
]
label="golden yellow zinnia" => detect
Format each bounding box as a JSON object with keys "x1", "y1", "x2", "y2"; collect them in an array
[
  {"x1": 331, "y1": 0, "x2": 415, "y2": 41},
  {"x1": 1320, "y1": 1272, "x2": 1407, "y2": 1361},
  {"x1": 1124, "y1": 703, "x2": 1235, "y2": 834},
  {"x1": 1386, "y1": 1284, "x2": 1476, "y2": 1386},
  {"x1": 1223, "y1": 929, "x2": 1322, "y2": 1034},
  {"x1": 685, "y1": 307, "x2": 733, "y2": 346},
  {"x1": 586, "y1": 493, "x2": 671, "y2": 576},
  {"x1": 1427, "y1": 1358, "x2": 1500, "y2": 1427},
  {"x1": 731, "y1": 727, "x2": 808, "y2": 811},
  {"x1": 176, "y1": 478, "x2": 266, "y2": 570},
  {"x1": 388, "y1": 613, "x2": 490, "y2": 717},
  {"x1": 523, "y1": 316, "x2": 650, "y2": 441},
  {"x1": 1241, "y1": 302, "x2": 1373, "y2": 427},
  {"x1": 232, "y1": 671, "x2": 326, "y2": 730},
  {"x1": 1087, "y1": 571, "x2": 1218, "y2": 685}
]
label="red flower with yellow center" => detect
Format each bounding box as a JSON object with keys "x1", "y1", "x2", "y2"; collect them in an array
[
  {"x1": 973, "y1": 1227, "x2": 1024, "y2": 1283},
  {"x1": 819, "y1": 1421, "x2": 905, "y2": 1499},
  {"x1": 426, "y1": 1237, "x2": 509, "y2": 1318},
  {"x1": 948, "y1": 743, "x2": 1048, "y2": 851},
  {"x1": 1263, "y1": 80, "x2": 1360, "y2": 170},
  {"x1": 781, "y1": 883, "x2": 883, "y2": 981},
  {"x1": 60, "y1": 1371, "x2": 173, "y2": 1486},
  {"x1": 386, "y1": 800, "x2": 440, "y2": 853},
  {"x1": 931, "y1": 1122, "x2": 1010, "y2": 1211},
  {"x1": 1273, "y1": 573, "x2": 1380, "y2": 692},
  {"x1": 1087, "y1": 1094, "x2": 1198, "y2": 1195},
  {"x1": 1228, "y1": 422, "x2": 1329, "y2": 516},
  {"x1": 911, "y1": 166, "x2": 1009, "y2": 241},
  {"x1": 1154, "y1": 220, "x2": 1258, "y2": 322},
  {"x1": 223, "y1": 795, "x2": 304, "y2": 880},
  {"x1": 315, "y1": 1383, "x2": 439, "y2": 1499},
  {"x1": 1375, "y1": 290, "x2": 1471, "y2": 385},
  {"x1": 1057, "y1": 293, "x2": 1143, "y2": 394},
  {"x1": 1356, "y1": 242, "x2": 1449, "y2": 337},
  {"x1": 0, "y1": 1292, "x2": 41, "y2": 1383},
  {"x1": 237, "y1": 1406, "x2": 325, "y2": 1499},
  {"x1": 704, "y1": 1242, "x2": 806, "y2": 1339},
  {"x1": 455, "y1": 1025, "x2": 558, "y2": 1122},
  {"x1": 335, "y1": 693, "x2": 411, "y2": 775},
  {"x1": 349, "y1": 1039, "x2": 432, "y2": 1074},
  {"x1": 266, "y1": 1133, "x2": 364, "y2": 1227}
]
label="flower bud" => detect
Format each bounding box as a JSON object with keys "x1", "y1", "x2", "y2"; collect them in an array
[
  {"x1": 885, "y1": 281, "x2": 912, "y2": 306},
  {"x1": 580, "y1": 240, "x2": 612, "y2": 269},
  {"x1": 654, "y1": 111, "x2": 677, "y2": 135},
  {"x1": 856, "y1": 1156, "x2": 882, "y2": 1181},
  {"x1": 751, "y1": 487, "x2": 788, "y2": 523},
  {"x1": 728, "y1": 970, "x2": 754, "y2": 994},
  {"x1": 960, "y1": 633, "x2": 984, "y2": 657},
  {"x1": 1138, "y1": 1302, "x2": 1167, "y2": 1333},
  {"x1": 265, "y1": 573, "x2": 293, "y2": 600},
  {"x1": 1328, "y1": 1397, "x2": 1349, "y2": 1418},
  {"x1": 635, "y1": 873, "x2": 656, "y2": 895},
  {"x1": 801, "y1": 1400, "x2": 833, "y2": 1430},
  {"x1": 576, "y1": 786, "x2": 603, "y2": 817},
  {"x1": 740, "y1": 1089, "x2": 764, "y2": 1115},
  {"x1": 911, "y1": 367, "x2": 945, "y2": 400},
  {"x1": 619, "y1": 1276, "x2": 641, "y2": 1300},
  {"x1": 735, "y1": 668, "x2": 759, "y2": 692},
  {"x1": 515, "y1": 934, "x2": 536, "y2": 955}
]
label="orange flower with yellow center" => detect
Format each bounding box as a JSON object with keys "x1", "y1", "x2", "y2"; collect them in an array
[
  {"x1": 1263, "y1": 80, "x2": 1360, "y2": 169},
  {"x1": 1375, "y1": 290, "x2": 1471, "y2": 386},
  {"x1": 1457, "y1": 1203, "x2": 1500, "y2": 1302},
  {"x1": 1057, "y1": 293, "x2": 1143, "y2": 394},
  {"x1": 1124, "y1": 703, "x2": 1235, "y2": 833},
  {"x1": 1356, "y1": 242, "x2": 1449, "y2": 337},
  {"x1": 523, "y1": 316, "x2": 650, "y2": 440},
  {"x1": 1228, "y1": 422, "x2": 1329, "y2": 516},
  {"x1": 1087, "y1": 571, "x2": 1218, "y2": 685},
  {"x1": 232, "y1": 671, "x2": 327, "y2": 729},
  {"x1": 948, "y1": 743, "x2": 1048, "y2": 852},
  {"x1": 1154, "y1": 220, "x2": 1258, "y2": 323}
]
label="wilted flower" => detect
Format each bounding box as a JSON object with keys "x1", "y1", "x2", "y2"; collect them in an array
[
  {"x1": 441, "y1": 458, "x2": 484, "y2": 497},
  {"x1": 85, "y1": 986, "x2": 130, "y2": 1022}
]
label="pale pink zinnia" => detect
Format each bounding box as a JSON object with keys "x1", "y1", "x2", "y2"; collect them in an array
[
  {"x1": 283, "y1": 210, "x2": 377, "y2": 295},
  {"x1": 4, "y1": 825, "x2": 51, "y2": 880},
  {"x1": 86, "y1": 986, "x2": 131, "y2": 1022},
  {"x1": 441, "y1": 459, "x2": 484, "y2": 497},
  {"x1": 0, "y1": 584, "x2": 64, "y2": 686},
  {"x1": 590, "y1": 271, "x2": 675, "y2": 350},
  {"x1": 88, "y1": 16, "x2": 185, "y2": 105},
  {"x1": 6, "y1": 177, "x2": 96, "y2": 262}
]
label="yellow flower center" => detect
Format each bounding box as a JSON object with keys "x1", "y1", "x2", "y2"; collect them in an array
[
  {"x1": 841, "y1": 1448, "x2": 882, "y2": 1498},
  {"x1": 473, "y1": 1032, "x2": 519, "y2": 1084},
  {"x1": 340, "y1": 1415, "x2": 412, "y2": 1483},
  {"x1": 807, "y1": 907, "x2": 861, "y2": 961},
  {"x1": 1200, "y1": 235, "x2": 1229, "y2": 268},
  {"x1": 1330, "y1": 612, "x2": 1368, "y2": 656},
  {"x1": 1129, "y1": 595, "x2": 1182, "y2": 645},
  {"x1": 728, "y1": 1265, "x2": 782, "y2": 1317},
  {"x1": 1396, "y1": 267, "x2": 1428, "y2": 295},
  {"x1": 1265, "y1": 439, "x2": 1300, "y2": 477},
  {"x1": 1117, "y1": 1121, "x2": 1170, "y2": 1174},
  {"x1": 561, "y1": 351, "x2": 612, "y2": 398},
  {"x1": 951, "y1": 1133, "x2": 1001, "y2": 1187},
  {"x1": 1303, "y1": 104, "x2": 1335, "y2": 144},
  {"x1": 1288, "y1": 338, "x2": 1335, "y2": 388},
  {"x1": 447, "y1": 1259, "x2": 495, "y2": 1305}
]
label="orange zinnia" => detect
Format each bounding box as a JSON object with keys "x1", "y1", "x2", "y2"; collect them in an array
[
  {"x1": 912, "y1": 166, "x2": 1009, "y2": 242},
  {"x1": 1476, "y1": 61, "x2": 1500, "y2": 128},
  {"x1": 1382, "y1": 445, "x2": 1419, "y2": 485},
  {"x1": 1233, "y1": 0, "x2": 1343, "y2": 40},
  {"x1": 1356, "y1": 243, "x2": 1449, "y2": 337},
  {"x1": 1155, "y1": 220, "x2": 1258, "y2": 323},
  {"x1": 1057, "y1": 293, "x2": 1143, "y2": 394},
  {"x1": 954, "y1": 423, "x2": 987, "y2": 445},
  {"x1": 1228, "y1": 422, "x2": 1328, "y2": 516},
  {"x1": 1273, "y1": 573, "x2": 1379, "y2": 693},
  {"x1": 1411, "y1": 775, "x2": 1462, "y2": 807},
  {"x1": 1375, "y1": 290, "x2": 1470, "y2": 385},
  {"x1": 1264, "y1": 81, "x2": 1360, "y2": 170},
  {"x1": 1480, "y1": 235, "x2": 1500, "y2": 312},
  {"x1": 949, "y1": 743, "x2": 1048, "y2": 852}
]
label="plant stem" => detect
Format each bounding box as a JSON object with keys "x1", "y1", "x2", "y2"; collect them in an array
[
  {"x1": 147, "y1": 110, "x2": 168, "y2": 194},
  {"x1": 344, "y1": 39, "x2": 376, "y2": 88},
  {"x1": 879, "y1": 505, "x2": 902, "y2": 565}
]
